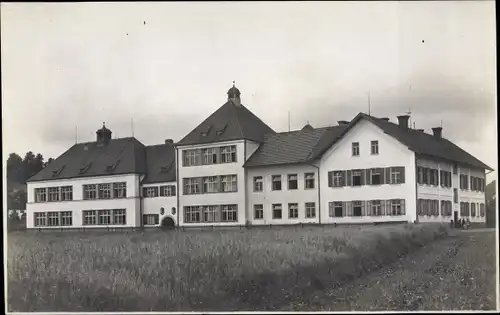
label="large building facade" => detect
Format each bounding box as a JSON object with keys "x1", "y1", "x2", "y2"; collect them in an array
[{"x1": 26, "y1": 85, "x2": 492, "y2": 229}]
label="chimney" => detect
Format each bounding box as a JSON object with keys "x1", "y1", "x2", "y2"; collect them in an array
[
  {"x1": 165, "y1": 139, "x2": 174, "y2": 144},
  {"x1": 337, "y1": 120, "x2": 349, "y2": 125},
  {"x1": 431, "y1": 127, "x2": 443, "y2": 138},
  {"x1": 380, "y1": 117, "x2": 390, "y2": 121},
  {"x1": 397, "y1": 115, "x2": 410, "y2": 128}
]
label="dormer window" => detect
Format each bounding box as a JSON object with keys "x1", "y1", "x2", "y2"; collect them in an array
[
  {"x1": 160, "y1": 163, "x2": 173, "y2": 173},
  {"x1": 216, "y1": 124, "x2": 227, "y2": 136},
  {"x1": 200, "y1": 125, "x2": 213, "y2": 137},
  {"x1": 51, "y1": 165, "x2": 65, "y2": 178},
  {"x1": 105, "y1": 160, "x2": 120, "y2": 173},
  {"x1": 79, "y1": 163, "x2": 92, "y2": 175}
]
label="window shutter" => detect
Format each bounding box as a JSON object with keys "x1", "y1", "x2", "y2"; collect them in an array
[
  {"x1": 361, "y1": 201, "x2": 366, "y2": 216},
  {"x1": 360, "y1": 169, "x2": 365, "y2": 185},
  {"x1": 342, "y1": 201, "x2": 347, "y2": 217},
  {"x1": 341, "y1": 171, "x2": 346, "y2": 187},
  {"x1": 401, "y1": 199, "x2": 405, "y2": 215},
  {"x1": 399, "y1": 167, "x2": 405, "y2": 183},
  {"x1": 328, "y1": 172, "x2": 333, "y2": 187},
  {"x1": 366, "y1": 200, "x2": 372, "y2": 215},
  {"x1": 346, "y1": 170, "x2": 352, "y2": 186},
  {"x1": 385, "y1": 167, "x2": 391, "y2": 184},
  {"x1": 366, "y1": 169, "x2": 372, "y2": 185}
]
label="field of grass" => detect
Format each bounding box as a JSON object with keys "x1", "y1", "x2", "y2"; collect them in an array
[{"x1": 7, "y1": 223, "x2": 449, "y2": 312}]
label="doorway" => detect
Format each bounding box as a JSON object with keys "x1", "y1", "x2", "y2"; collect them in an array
[{"x1": 161, "y1": 216, "x2": 175, "y2": 229}]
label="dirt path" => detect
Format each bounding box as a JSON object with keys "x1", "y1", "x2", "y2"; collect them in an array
[{"x1": 286, "y1": 230, "x2": 497, "y2": 311}]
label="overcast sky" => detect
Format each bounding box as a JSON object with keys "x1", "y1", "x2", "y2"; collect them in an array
[{"x1": 1, "y1": 2, "x2": 497, "y2": 181}]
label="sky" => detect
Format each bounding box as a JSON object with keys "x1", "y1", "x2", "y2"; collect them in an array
[{"x1": 1, "y1": 1, "x2": 497, "y2": 182}]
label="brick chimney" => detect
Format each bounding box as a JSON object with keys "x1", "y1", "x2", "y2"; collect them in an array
[
  {"x1": 432, "y1": 127, "x2": 443, "y2": 138},
  {"x1": 397, "y1": 115, "x2": 410, "y2": 129}
]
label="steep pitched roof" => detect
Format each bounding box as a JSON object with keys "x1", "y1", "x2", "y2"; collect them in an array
[
  {"x1": 175, "y1": 100, "x2": 275, "y2": 146},
  {"x1": 143, "y1": 143, "x2": 176, "y2": 184},
  {"x1": 244, "y1": 125, "x2": 347, "y2": 167},
  {"x1": 27, "y1": 137, "x2": 147, "y2": 182}
]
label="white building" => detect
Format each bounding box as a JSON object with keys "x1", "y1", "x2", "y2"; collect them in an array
[{"x1": 26, "y1": 84, "x2": 492, "y2": 229}]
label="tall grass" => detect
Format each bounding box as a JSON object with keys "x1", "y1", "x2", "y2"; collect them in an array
[{"x1": 7, "y1": 223, "x2": 449, "y2": 312}]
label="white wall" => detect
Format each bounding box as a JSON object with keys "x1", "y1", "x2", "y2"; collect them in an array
[
  {"x1": 319, "y1": 119, "x2": 417, "y2": 224},
  {"x1": 246, "y1": 164, "x2": 319, "y2": 225},
  {"x1": 26, "y1": 174, "x2": 141, "y2": 228},
  {"x1": 459, "y1": 166, "x2": 486, "y2": 223},
  {"x1": 142, "y1": 182, "x2": 177, "y2": 226},
  {"x1": 177, "y1": 140, "x2": 246, "y2": 226}
]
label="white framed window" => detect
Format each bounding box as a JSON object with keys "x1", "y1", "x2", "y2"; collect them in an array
[
  {"x1": 272, "y1": 175, "x2": 282, "y2": 191},
  {"x1": 203, "y1": 176, "x2": 219, "y2": 193},
  {"x1": 288, "y1": 203, "x2": 298, "y2": 218},
  {"x1": 390, "y1": 168, "x2": 402, "y2": 184},
  {"x1": 202, "y1": 147, "x2": 218, "y2": 165},
  {"x1": 83, "y1": 210, "x2": 97, "y2": 225},
  {"x1": 253, "y1": 176, "x2": 263, "y2": 192},
  {"x1": 204, "y1": 205, "x2": 219, "y2": 222},
  {"x1": 98, "y1": 209, "x2": 112, "y2": 225},
  {"x1": 113, "y1": 182, "x2": 127, "y2": 198},
  {"x1": 272, "y1": 204, "x2": 282, "y2": 219},
  {"x1": 333, "y1": 171, "x2": 343, "y2": 187},
  {"x1": 60, "y1": 186, "x2": 73, "y2": 201},
  {"x1": 113, "y1": 209, "x2": 126, "y2": 225},
  {"x1": 390, "y1": 199, "x2": 405, "y2": 216},
  {"x1": 370, "y1": 169, "x2": 382, "y2": 185},
  {"x1": 370, "y1": 200, "x2": 383, "y2": 216},
  {"x1": 304, "y1": 173, "x2": 315, "y2": 189},
  {"x1": 183, "y1": 149, "x2": 200, "y2": 166},
  {"x1": 35, "y1": 188, "x2": 47, "y2": 203},
  {"x1": 288, "y1": 174, "x2": 298, "y2": 190},
  {"x1": 221, "y1": 204, "x2": 237, "y2": 222},
  {"x1": 221, "y1": 175, "x2": 237, "y2": 192},
  {"x1": 143, "y1": 214, "x2": 159, "y2": 225},
  {"x1": 352, "y1": 142, "x2": 360, "y2": 156},
  {"x1": 329, "y1": 201, "x2": 343, "y2": 217},
  {"x1": 221, "y1": 145, "x2": 237, "y2": 163},
  {"x1": 160, "y1": 185, "x2": 176, "y2": 197},
  {"x1": 48, "y1": 187, "x2": 60, "y2": 202},
  {"x1": 34, "y1": 212, "x2": 46, "y2": 227},
  {"x1": 144, "y1": 186, "x2": 159, "y2": 198},
  {"x1": 371, "y1": 140, "x2": 379, "y2": 155},
  {"x1": 83, "y1": 184, "x2": 97, "y2": 200},
  {"x1": 254, "y1": 204, "x2": 264, "y2": 219},
  {"x1": 60, "y1": 211, "x2": 72, "y2": 226},
  {"x1": 184, "y1": 206, "x2": 201, "y2": 223},
  {"x1": 98, "y1": 183, "x2": 112, "y2": 199},
  {"x1": 47, "y1": 212, "x2": 59, "y2": 226},
  {"x1": 352, "y1": 201, "x2": 363, "y2": 217},
  {"x1": 305, "y1": 202, "x2": 316, "y2": 218}
]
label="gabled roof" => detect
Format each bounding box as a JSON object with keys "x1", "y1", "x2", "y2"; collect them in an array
[
  {"x1": 175, "y1": 100, "x2": 275, "y2": 146},
  {"x1": 143, "y1": 143, "x2": 176, "y2": 184},
  {"x1": 27, "y1": 137, "x2": 147, "y2": 182}
]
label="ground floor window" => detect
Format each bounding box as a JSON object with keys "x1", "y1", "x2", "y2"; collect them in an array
[
  {"x1": 222, "y1": 205, "x2": 237, "y2": 222},
  {"x1": 98, "y1": 210, "x2": 112, "y2": 225},
  {"x1": 34, "y1": 212, "x2": 47, "y2": 227},
  {"x1": 204, "y1": 205, "x2": 218, "y2": 222},
  {"x1": 288, "y1": 203, "x2": 298, "y2": 219},
  {"x1": 272, "y1": 204, "x2": 282, "y2": 219},
  {"x1": 34, "y1": 211, "x2": 73, "y2": 227},
  {"x1": 47, "y1": 212, "x2": 60, "y2": 226},
  {"x1": 113, "y1": 209, "x2": 127, "y2": 225},
  {"x1": 183, "y1": 204, "x2": 237, "y2": 223},
  {"x1": 254, "y1": 204, "x2": 264, "y2": 220},
  {"x1": 369, "y1": 200, "x2": 383, "y2": 216},
  {"x1": 143, "y1": 214, "x2": 159, "y2": 225},
  {"x1": 305, "y1": 202, "x2": 316, "y2": 218},
  {"x1": 329, "y1": 202, "x2": 344, "y2": 217},
  {"x1": 352, "y1": 201, "x2": 363, "y2": 217}
]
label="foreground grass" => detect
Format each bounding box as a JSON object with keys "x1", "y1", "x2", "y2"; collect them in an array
[{"x1": 7, "y1": 223, "x2": 449, "y2": 312}]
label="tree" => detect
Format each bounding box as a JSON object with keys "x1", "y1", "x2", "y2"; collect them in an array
[{"x1": 7, "y1": 153, "x2": 24, "y2": 184}]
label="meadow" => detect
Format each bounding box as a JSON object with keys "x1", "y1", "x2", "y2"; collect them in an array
[{"x1": 7, "y1": 223, "x2": 449, "y2": 312}]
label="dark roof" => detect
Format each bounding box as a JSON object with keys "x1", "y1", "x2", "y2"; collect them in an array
[
  {"x1": 143, "y1": 143, "x2": 176, "y2": 184},
  {"x1": 175, "y1": 100, "x2": 275, "y2": 146},
  {"x1": 27, "y1": 137, "x2": 147, "y2": 182},
  {"x1": 244, "y1": 126, "x2": 347, "y2": 167}
]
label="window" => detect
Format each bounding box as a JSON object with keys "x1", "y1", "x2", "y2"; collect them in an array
[
  {"x1": 83, "y1": 210, "x2": 97, "y2": 225},
  {"x1": 34, "y1": 212, "x2": 46, "y2": 227},
  {"x1": 329, "y1": 202, "x2": 344, "y2": 217},
  {"x1": 353, "y1": 201, "x2": 363, "y2": 217},
  {"x1": 305, "y1": 202, "x2": 316, "y2": 218},
  {"x1": 113, "y1": 182, "x2": 127, "y2": 198},
  {"x1": 83, "y1": 184, "x2": 97, "y2": 200},
  {"x1": 60, "y1": 211, "x2": 72, "y2": 226},
  {"x1": 47, "y1": 212, "x2": 59, "y2": 226},
  {"x1": 160, "y1": 185, "x2": 175, "y2": 197},
  {"x1": 272, "y1": 204, "x2": 282, "y2": 219},
  {"x1": 184, "y1": 206, "x2": 201, "y2": 223},
  {"x1": 480, "y1": 203, "x2": 485, "y2": 217},
  {"x1": 331, "y1": 171, "x2": 345, "y2": 187},
  {"x1": 418, "y1": 167, "x2": 424, "y2": 184},
  {"x1": 98, "y1": 210, "x2": 111, "y2": 225},
  {"x1": 460, "y1": 174, "x2": 468, "y2": 190},
  {"x1": 60, "y1": 186, "x2": 73, "y2": 201},
  {"x1": 221, "y1": 175, "x2": 237, "y2": 192},
  {"x1": 369, "y1": 168, "x2": 382, "y2": 185},
  {"x1": 254, "y1": 204, "x2": 263, "y2": 220},
  {"x1": 204, "y1": 205, "x2": 219, "y2": 222},
  {"x1": 144, "y1": 186, "x2": 159, "y2": 198},
  {"x1": 202, "y1": 147, "x2": 218, "y2": 165},
  {"x1": 453, "y1": 188, "x2": 458, "y2": 203},
  {"x1": 48, "y1": 187, "x2": 60, "y2": 202},
  {"x1": 288, "y1": 174, "x2": 298, "y2": 190},
  {"x1": 113, "y1": 209, "x2": 126, "y2": 225},
  {"x1": 143, "y1": 214, "x2": 159, "y2": 225},
  {"x1": 183, "y1": 178, "x2": 201, "y2": 195},
  {"x1": 352, "y1": 170, "x2": 363, "y2": 186},
  {"x1": 371, "y1": 140, "x2": 379, "y2": 155},
  {"x1": 253, "y1": 176, "x2": 263, "y2": 192},
  {"x1": 221, "y1": 204, "x2": 237, "y2": 222},
  {"x1": 203, "y1": 176, "x2": 219, "y2": 193},
  {"x1": 98, "y1": 183, "x2": 112, "y2": 199},
  {"x1": 35, "y1": 188, "x2": 47, "y2": 203},
  {"x1": 423, "y1": 168, "x2": 429, "y2": 184},
  {"x1": 370, "y1": 200, "x2": 383, "y2": 216},
  {"x1": 390, "y1": 167, "x2": 404, "y2": 184},
  {"x1": 221, "y1": 145, "x2": 237, "y2": 163},
  {"x1": 183, "y1": 149, "x2": 201, "y2": 166},
  {"x1": 272, "y1": 175, "x2": 282, "y2": 191},
  {"x1": 304, "y1": 173, "x2": 315, "y2": 189},
  {"x1": 352, "y1": 142, "x2": 360, "y2": 156},
  {"x1": 465, "y1": 202, "x2": 470, "y2": 216},
  {"x1": 288, "y1": 203, "x2": 298, "y2": 218},
  {"x1": 390, "y1": 199, "x2": 405, "y2": 216},
  {"x1": 471, "y1": 203, "x2": 476, "y2": 217}
]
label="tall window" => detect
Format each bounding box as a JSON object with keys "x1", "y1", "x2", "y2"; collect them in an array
[
  {"x1": 390, "y1": 199, "x2": 405, "y2": 215},
  {"x1": 83, "y1": 184, "x2": 97, "y2": 200},
  {"x1": 480, "y1": 203, "x2": 485, "y2": 217},
  {"x1": 305, "y1": 202, "x2": 316, "y2": 218},
  {"x1": 221, "y1": 175, "x2": 237, "y2": 192},
  {"x1": 471, "y1": 203, "x2": 476, "y2": 217},
  {"x1": 83, "y1": 210, "x2": 97, "y2": 225},
  {"x1": 329, "y1": 201, "x2": 343, "y2": 217},
  {"x1": 48, "y1": 187, "x2": 60, "y2": 202},
  {"x1": 370, "y1": 168, "x2": 382, "y2": 185},
  {"x1": 203, "y1": 176, "x2": 219, "y2": 193},
  {"x1": 98, "y1": 183, "x2": 112, "y2": 199},
  {"x1": 47, "y1": 212, "x2": 59, "y2": 226},
  {"x1": 113, "y1": 209, "x2": 126, "y2": 225},
  {"x1": 288, "y1": 203, "x2": 298, "y2": 219},
  {"x1": 272, "y1": 204, "x2": 282, "y2": 219},
  {"x1": 35, "y1": 188, "x2": 47, "y2": 203},
  {"x1": 113, "y1": 182, "x2": 127, "y2": 198},
  {"x1": 221, "y1": 145, "x2": 237, "y2": 163},
  {"x1": 184, "y1": 206, "x2": 201, "y2": 223},
  {"x1": 202, "y1": 147, "x2": 218, "y2": 165},
  {"x1": 353, "y1": 201, "x2": 363, "y2": 217},
  {"x1": 160, "y1": 185, "x2": 175, "y2": 197},
  {"x1": 272, "y1": 175, "x2": 282, "y2": 191},
  {"x1": 183, "y1": 149, "x2": 198, "y2": 166},
  {"x1": 352, "y1": 170, "x2": 363, "y2": 186},
  {"x1": 60, "y1": 211, "x2": 72, "y2": 226},
  {"x1": 288, "y1": 174, "x2": 298, "y2": 190},
  {"x1": 370, "y1": 200, "x2": 383, "y2": 216},
  {"x1": 204, "y1": 205, "x2": 219, "y2": 222},
  {"x1": 254, "y1": 204, "x2": 264, "y2": 220},
  {"x1": 34, "y1": 212, "x2": 46, "y2": 227},
  {"x1": 371, "y1": 140, "x2": 379, "y2": 155},
  {"x1": 98, "y1": 210, "x2": 112, "y2": 225},
  {"x1": 253, "y1": 176, "x2": 263, "y2": 192},
  {"x1": 352, "y1": 142, "x2": 360, "y2": 156},
  {"x1": 143, "y1": 214, "x2": 159, "y2": 225},
  {"x1": 61, "y1": 186, "x2": 73, "y2": 201},
  {"x1": 390, "y1": 167, "x2": 402, "y2": 184},
  {"x1": 221, "y1": 205, "x2": 237, "y2": 222},
  {"x1": 332, "y1": 171, "x2": 344, "y2": 187},
  {"x1": 304, "y1": 173, "x2": 315, "y2": 189}
]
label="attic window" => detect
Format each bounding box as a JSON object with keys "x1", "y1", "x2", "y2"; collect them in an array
[
  {"x1": 216, "y1": 124, "x2": 227, "y2": 136},
  {"x1": 160, "y1": 162, "x2": 173, "y2": 173},
  {"x1": 105, "y1": 160, "x2": 121, "y2": 173},
  {"x1": 200, "y1": 125, "x2": 213, "y2": 137},
  {"x1": 79, "y1": 163, "x2": 92, "y2": 175},
  {"x1": 51, "y1": 165, "x2": 65, "y2": 178}
]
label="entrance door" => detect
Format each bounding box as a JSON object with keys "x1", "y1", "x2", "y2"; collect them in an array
[{"x1": 454, "y1": 211, "x2": 459, "y2": 227}]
